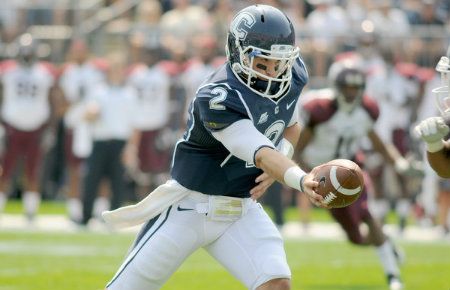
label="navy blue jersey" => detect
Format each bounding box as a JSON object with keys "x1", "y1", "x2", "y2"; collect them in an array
[{"x1": 171, "y1": 58, "x2": 308, "y2": 198}]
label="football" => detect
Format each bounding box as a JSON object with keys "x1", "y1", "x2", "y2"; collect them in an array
[{"x1": 313, "y1": 159, "x2": 364, "y2": 208}]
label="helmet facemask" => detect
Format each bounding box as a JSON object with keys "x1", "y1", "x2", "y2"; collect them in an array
[
  {"x1": 336, "y1": 84, "x2": 364, "y2": 113},
  {"x1": 334, "y1": 68, "x2": 365, "y2": 113},
  {"x1": 433, "y1": 56, "x2": 450, "y2": 117},
  {"x1": 231, "y1": 41, "x2": 299, "y2": 99}
]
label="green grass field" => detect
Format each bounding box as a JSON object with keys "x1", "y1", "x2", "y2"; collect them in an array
[
  {"x1": 0, "y1": 230, "x2": 449, "y2": 290},
  {"x1": 1, "y1": 201, "x2": 449, "y2": 290}
]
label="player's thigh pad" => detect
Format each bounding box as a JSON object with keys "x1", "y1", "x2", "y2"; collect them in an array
[
  {"x1": 205, "y1": 201, "x2": 291, "y2": 290},
  {"x1": 106, "y1": 199, "x2": 205, "y2": 290}
]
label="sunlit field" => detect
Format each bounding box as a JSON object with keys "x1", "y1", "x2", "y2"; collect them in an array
[
  {"x1": 0, "y1": 231, "x2": 449, "y2": 290},
  {"x1": 1, "y1": 199, "x2": 450, "y2": 290}
]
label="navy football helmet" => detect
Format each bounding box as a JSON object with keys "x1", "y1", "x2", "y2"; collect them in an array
[{"x1": 226, "y1": 4, "x2": 299, "y2": 99}]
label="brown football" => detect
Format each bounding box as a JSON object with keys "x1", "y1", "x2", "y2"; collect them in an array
[{"x1": 313, "y1": 159, "x2": 364, "y2": 208}]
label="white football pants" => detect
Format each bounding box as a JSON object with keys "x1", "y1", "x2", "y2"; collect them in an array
[{"x1": 106, "y1": 186, "x2": 291, "y2": 290}]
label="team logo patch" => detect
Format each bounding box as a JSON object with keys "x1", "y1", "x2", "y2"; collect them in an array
[{"x1": 258, "y1": 112, "x2": 268, "y2": 124}]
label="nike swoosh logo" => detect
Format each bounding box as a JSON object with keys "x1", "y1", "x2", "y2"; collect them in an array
[
  {"x1": 319, "y1": 176, "x2": 326, "y2": 186},
  {"x1": 177, "y1": 205, "x2": 194, "y2": 211},
  {"x1": 286, "y1": 100, "x2": 296, "y2": 110}
]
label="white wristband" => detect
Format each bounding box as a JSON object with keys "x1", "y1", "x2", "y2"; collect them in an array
[
  {"x1": 284, "y1": 166, "x2": 307, "y2": 192},
  {"x1": 426, "y1": 140, "x2": 445, "y2": 153}
]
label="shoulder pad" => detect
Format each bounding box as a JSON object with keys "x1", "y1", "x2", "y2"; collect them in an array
[
  {"x1": 361, "y1": 95, "x2": 379, "y2": 121},
  {"x1": 196, "y1": 83, "x2": 247, "y2": 131},
  {"x1": 39, "y1": 61, "x2": 58, "y2": 78},
  {"x1": 0, "y1": 60, "x2": 17, "y2": 74},
  {"x1": 302, "y1": 95, "x2": 337, "y2": 127}
]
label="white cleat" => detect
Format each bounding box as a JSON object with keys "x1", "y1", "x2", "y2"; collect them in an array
[{"x1": 389, "y1": 277, "x2": 403, "y2": 290}]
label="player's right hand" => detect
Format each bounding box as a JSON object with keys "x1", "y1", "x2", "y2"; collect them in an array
[{"x1": 414, "y1": 116, "x2": 449, "y2": 144}]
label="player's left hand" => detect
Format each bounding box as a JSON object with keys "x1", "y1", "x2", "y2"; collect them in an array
[
  {"x1": 250, "y1": 172, "x2": 275, "y2": 200},
  {"x1": 414, "y1": 116, "x2": 449, "y2": 144}
]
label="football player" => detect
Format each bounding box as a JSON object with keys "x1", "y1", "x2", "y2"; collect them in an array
[
  {"x1": 0, "y1": 34, "x2": 59, "y2": 220},
  {"x1": 295, "y1": 64, "x2": 407, "y2": 290},
  {"x1": 104, "y1": 5, "x2": 328, "y2": 290},
  {"x1": 59, "y1": 39, "x2": 106, "y2": 222},
  {"x1": 415, "y1": 55, "x2": 450, "y2": 178},
  {"x1": 415, "y1": 53, "x2": 450, "y2": 236},
  {"x1": 126, "y1": 45, "x2": 171, "y2": 197}
]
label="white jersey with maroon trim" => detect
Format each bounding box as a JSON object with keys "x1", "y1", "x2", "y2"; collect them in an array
[
  {"x1": 299, "y1": 88, "x2": 379, "y2": 167},
  {"x1": 1, "y1": 61, "x2": 55, "y2": 131},
  {"x1": 127, "y1": 63, "x2": 170, "y2": 131},
  {"x1": 60, "y1": 61, "x2": 105, "y2": 129},
  {"x1": 60, "y1": 61, "x2": 105, "y2": 103}
]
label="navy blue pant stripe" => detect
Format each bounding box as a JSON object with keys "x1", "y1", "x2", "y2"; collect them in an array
[
  {"x1": 107, "y1": 205, "x2": 173, "y2": 288},
  {"x1": 130, "y1": 213, "x2": 162, "y2": 251}
]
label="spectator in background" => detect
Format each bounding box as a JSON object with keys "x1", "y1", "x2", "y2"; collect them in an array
[
  {"x1": 407, "y1": 0, "x2": 445, "y2": 26},
  {"x1": 406, "y1": 0, "x2": 446, "y2": 68},
  {"x1": 129, "y1": 0, "x2": 163, "y2": 64},
  {"x1": 0, "y1": 34, "x2": 60, "y2": 220},
  {"x1": 344, "y1": 0, "x2": 371, "y2": 28},
  {"x1": 304, "y1": 0, "x2": 350, "y2": 76},
  {"x1": 127, "y1": 45, "x2": 171, "y2": 198},
  {"x1": 159, "y1": 0, "x2": 211, "y2": 55},
  {"x1": 181, "y1": 34, "x2": 224, "y2": 119},
  {"x1": 59, "y1": 39, "x2": 105, "y2": 223},
  {"x1": 367, "y1": 0, "x2": 410, "y2": 61},
  {"x1": 24, "y1": 0, "x2": 55, "y2": 26},
  {"x1": 206, "y1": 0, "x2": 234, "y2": 55},
  {"x1": 79, "y1": 52, "x2": 139, "y2": 226},
  {"x1": 0, "y1": 2, "x2": 26, "y2": 42}
]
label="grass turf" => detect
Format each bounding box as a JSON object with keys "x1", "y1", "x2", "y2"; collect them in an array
[{"x1": 0, "y1": 231, "x2": 448, "y2": 290}]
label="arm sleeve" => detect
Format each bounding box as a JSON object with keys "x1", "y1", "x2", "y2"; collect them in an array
[{"x1": 211, "y1": 119, "x2": 275, "y2": 165}]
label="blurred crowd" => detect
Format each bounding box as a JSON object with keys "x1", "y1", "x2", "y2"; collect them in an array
[{"x1": 0, "y1": 0, "x2": 449, "y2": 237}]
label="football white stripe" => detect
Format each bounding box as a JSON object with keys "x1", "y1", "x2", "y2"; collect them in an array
[{"x1": 330, "y1": 166, "x2": 361, "y2": 196}]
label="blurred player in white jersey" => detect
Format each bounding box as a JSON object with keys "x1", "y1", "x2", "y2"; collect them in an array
[
  {"x1": 0, "y1": 34, "x2": 59, "y2": 220},
  {"x1": 296, "y1": 64, "x2": 408, "y2": 290},
  {"x1": 59, "y1": 39, "x2": 106, "y2": 222},
  {"x1": 334, "y1": 41, "x2": 418, "y2": 232},
  {"x1": 127, "y1": 46, "x2": 171, "y2": 197}
]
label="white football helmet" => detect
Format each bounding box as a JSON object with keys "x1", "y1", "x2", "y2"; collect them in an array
[{"x1": 433, "y1": 55, "x2": 450, "y2": 117}]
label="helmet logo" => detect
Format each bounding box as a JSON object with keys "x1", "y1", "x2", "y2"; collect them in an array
[{"x1": 231, "y1": 12, "x2": 256, "y2": 40}]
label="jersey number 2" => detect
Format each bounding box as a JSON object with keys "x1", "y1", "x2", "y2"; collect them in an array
[{"x1": 209, "y1": 87, "x2": 227, "y2": 110}]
